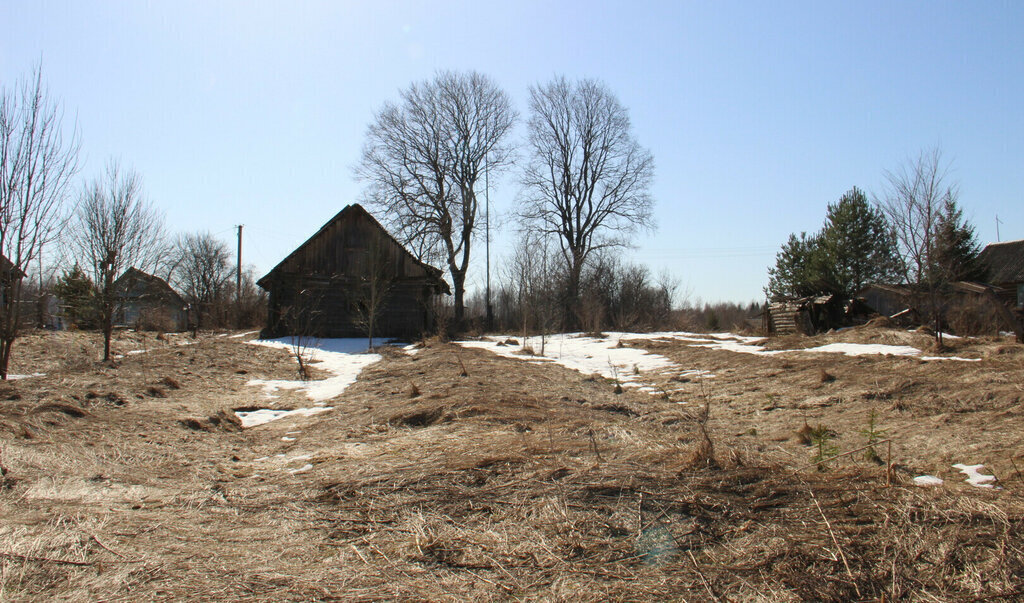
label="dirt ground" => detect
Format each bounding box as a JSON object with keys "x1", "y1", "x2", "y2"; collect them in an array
[{"x1": 1, "y1": 327, "x2": 1022, "y2": 601}]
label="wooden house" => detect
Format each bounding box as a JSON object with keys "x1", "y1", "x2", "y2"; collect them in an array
[
  {"x1": 977, "y1": 239, "x2": 1024, "y2": 309},
  {"x1": 112, "y1": 268, "x2": 188, "y2": 332},
  {"x1": 763, "y1": 294, "x2": 851, "y2": 335},
  {"x1": 0, "y1": 255, "x2": 25, "y2": 311},
  {"x1": 257, "y1": 204, "x2": 450, "y2": 339}
]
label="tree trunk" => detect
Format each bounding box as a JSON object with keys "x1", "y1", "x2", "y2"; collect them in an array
[
  {"x1": 564, "y1": 256, "x2": 584, "y2": 331},
  {"x1": 103, "y1": 321, "x2": 112, "y2": 362},
  {"x1": 451, "y1": 269, "x2": 466, "y2": 329},
  {"x1": 0, "y1": 337, "x2": 12, "y2": 380}
]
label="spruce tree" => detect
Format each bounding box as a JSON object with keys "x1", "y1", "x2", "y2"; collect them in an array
[
  {"x1": 766, "y1": 232, "x2": 824, "y2": 300},
  {"x1": 932, "y1": 197, "x2": 984, "y2": 283},
  {"x1": 817, "y1": 187, "x2": 902, "y2": 296},
  {"x1": 53, "y1": 265, "x2": 97, "y2": 328}
]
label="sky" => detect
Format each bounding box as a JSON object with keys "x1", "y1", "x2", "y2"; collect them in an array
[{"x1": 3, "y1": 1, "x2": 1023, "y2": 304}]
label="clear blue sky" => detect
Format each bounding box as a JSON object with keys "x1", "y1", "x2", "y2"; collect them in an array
[{"x1": 3, "y1": 1, "x2": 1023, "y2": 304}]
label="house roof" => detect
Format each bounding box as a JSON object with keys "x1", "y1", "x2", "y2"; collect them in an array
[
  {"x1": 978, "y1": 239, "x2": 1024, "y2": 285},
  {"x1": 0, "y1": 254, "x2": 25, "y2": 281},
  {"x1": 113, "y1": 267, "x2": 186, "y2": 306},
  {"x1": 257, "y1": 204, "x2": 450, "y2": 293}
]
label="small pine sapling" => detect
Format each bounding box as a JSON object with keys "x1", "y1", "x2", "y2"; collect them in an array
[
  {"x1": 859, "y1": 409, "x2": 889, "y2": 464},
  {"x1": 809, "y1": 424, "x2": 839, "y2": 471}
]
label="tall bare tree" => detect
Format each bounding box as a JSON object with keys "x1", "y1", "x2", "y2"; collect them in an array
[
  {"x1": 0, "y1": 67, "x2": 80, "y2": 379},
  {"x1": 357, "y1": 71, "x2": 516, "y2": 326},
  {"x1": 172, "y1": 231, "x2": 232, "y2": 330},
  {"x1": 519, "y1": 76, "x2": 655, "y2": 328},
  {"x1": 69, "y1": 161, "x2": 164, "y2": 361},
  {"x1": 879, "y1": 146, "x2": 957, "y2": 342}
]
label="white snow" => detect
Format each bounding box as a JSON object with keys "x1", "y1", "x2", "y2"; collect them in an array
[
  {"x1": 802, "y1": 343, "x2": 922, "y2": 357},
  {"x1": 913, "y1": 475, "x2": 944, "y2": 486},
  {"x1": 245, "y1": 338, "x2": 385, "y2": 403},
  {"x1": 235, "y1": 406, "x2": 333, "y2": 428},
  {"x1": 7, "y1": 372, "x2": 44, "y2": 380},
  {"x1": 457, "y1": 333, "x2": 676, "y2": 386},
  {"x1": 289, "y1": 463, "x2": 313, "y2": 474},
  {"x1": 952, "y1": 463, "x2": 998, "y2": 488}
]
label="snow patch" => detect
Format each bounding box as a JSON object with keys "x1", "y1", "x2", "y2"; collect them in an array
[
  {"x1": 7, "y1": 372, "x2": 45, "y2": 380},
  {"x1": 245, "y1": 338, "x2": 385, "y2": 403},
  {"x1": 457, "y1": 333, "x2": 676, "y2": 386},
  {"x1": 913, "y1": 475, "x2": 944, "y2": 486},
  {"x1": 953, "y1": 463, "x2": 998, "y2": 488},
  {"x1": 235, "y1": 406, "x2": 333, "y2": 428}
]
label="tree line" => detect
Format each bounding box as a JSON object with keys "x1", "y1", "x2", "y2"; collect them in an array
[
  {"x1": 357, "y1": 72, "x2": 657, "y2": 336},
  {"x1": 0, "y1": 66, "x2": 264, "y2": 378},
  {"x1": 766, "y1": 147, "x2": 989, "y2": 338}
]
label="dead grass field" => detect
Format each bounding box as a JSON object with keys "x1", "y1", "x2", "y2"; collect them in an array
[{"x1": 1, "y1": 327, "x2": 1022, "y2": 601}]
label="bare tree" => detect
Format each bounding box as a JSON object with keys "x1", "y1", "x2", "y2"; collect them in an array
[
  {"x1": 519, "y1": 77, "x2": 655, "y2": 329},
  {"x1": 0, "y1": 67, "x2": 80, "y2": 379},
  {"x1": 505, "y1": 231, "x2": 558, "y2": 354},
  {"x1": 357, "y1": 71, "x2": 516, "y2": 327},
  {"x1": 172, "y1": 231, "x2": 232, "y2": 331},
  {"x1": 878, "y1": 147, "x2": 956, "y2": 342},
  {"x1": 281, "y1": 288, "x2": 321, "y2": 379},
  {"x1": 349, "y1": 236, "x2": 395, "y2": 350},
  {"x1": 69, "y1": 161, "x2": 164, "y2": 361}
]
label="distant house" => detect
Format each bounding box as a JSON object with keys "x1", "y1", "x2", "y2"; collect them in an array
[
  {"x1": 257, "y1": 204, "x2": 450, "y2": 339},
  {"x1": 857, "y1": 284, "x2": 919, "y2": 325},
  {"x1": 0, "y1": 254, "x2": 25, "y2": 309},
  {"x1": 111, "y1": 268, "x2": 188, "y2": 332},
  {"x1": 763, "y1": 294, "x2": 870, "y2": 335},
  {"x1": 977, "y1": 239, "x2": 1024, "y2": 309}
]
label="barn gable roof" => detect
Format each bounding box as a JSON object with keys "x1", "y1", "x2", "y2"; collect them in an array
[
  {"x1": 0, "y1": 254, "x2": 26, "y2": 282},
  {"x1": 112, "y1": 267, "x2": 186, "y2": 306},
  {"x1": 978, "y1": 239, "x2": 1024, "y2": 285},
  {"x1": 257, "y1": 204, "x2": 449, "y2": 293}
]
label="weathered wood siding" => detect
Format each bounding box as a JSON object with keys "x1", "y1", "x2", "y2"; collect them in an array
[{"x1": 259, "y1": 205, "x2": 447, "y2": 339}]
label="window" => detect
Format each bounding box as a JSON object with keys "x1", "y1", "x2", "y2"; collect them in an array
[{"x1": 1018, "y1": 284, "x2": 1024, "y2": 308}]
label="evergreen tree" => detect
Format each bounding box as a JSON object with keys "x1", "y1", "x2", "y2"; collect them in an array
[
  {"x1": 766, "y1": 232, "x2": 825, "y2": 300},
  {"x1": 53, "y1": 265, "x2": 97, "y2": 328},
  {"x1": 817, "y1": 187, "x2": 902, "y2": 296},
  {"x1": 931, "y1": 197, "x2": 984, "y2": 283}
]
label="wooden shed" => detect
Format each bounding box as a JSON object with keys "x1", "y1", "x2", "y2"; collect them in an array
[
  {"x1": 977, "y1": 239, "x2": 1024, "y2": 309},
  {"x1": 112, "y1": 268, "x2": 188, "y2": 332},
  {"x1": 257, "y1": 204, "x2": 450, "y2": 339},
  {"x1": 763, "y1": 294, "x2": 867, "y2": 335}
]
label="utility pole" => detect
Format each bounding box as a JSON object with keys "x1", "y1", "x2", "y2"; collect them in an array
[
  {"x1": 236, "y1": 224, "x2": 243, "y2": 329},
  {"x1": 485, "y1": 159, "x2": 493, "y2": 330}
]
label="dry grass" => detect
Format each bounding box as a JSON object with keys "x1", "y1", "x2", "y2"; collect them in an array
[{"x1": 0, "y1": 329, "x2": 1022, "y2": 600}]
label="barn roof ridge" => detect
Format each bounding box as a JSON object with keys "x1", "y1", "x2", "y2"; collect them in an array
[
  {"x1": 978, "y1": 238, "x2": 1024, "y2": 284},
  {"x1": 257, "y1": 204, "x2": 448, "y2": 290},
  {"x1": 113, "y1": 266, "x2": 186, "y2": 304}
]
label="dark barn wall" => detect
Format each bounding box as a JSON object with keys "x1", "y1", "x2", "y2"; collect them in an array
[{"x1": 260, "y1": 205, "x2": 446, "y2": 339}]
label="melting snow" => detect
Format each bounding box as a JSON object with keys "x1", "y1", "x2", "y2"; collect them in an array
[
  {"x1": 913, "y1": 475, "x2": 944, "y2": 486},
  {"x1": 245, "y1": 338, "x2": 386, "y2": 403},
  {"x1": 235, "y1": 406, "x2": 333, "y2": 428},
  {"x1": 8, "y1": 372, "x2": 45, "y2": 380},
  {"x1": 953, "y1": 463, "x2": 998, "y2": 488},
  {"x1": 457, "y1": 333, "x2": 676, "y2": 386}
]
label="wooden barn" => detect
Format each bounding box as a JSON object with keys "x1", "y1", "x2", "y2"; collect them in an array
[
  {"x1": 977, "y1": 238, "x2": 1024, "y2": 309},
  {"x1": 257, "y1": 204, "x2": 450, "y2": 339},
  {"x1": 112, "y1": 268, "x2": 188, "y2": 332}
]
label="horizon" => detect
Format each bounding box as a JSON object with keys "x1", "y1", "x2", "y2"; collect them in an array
[{"x1": 3, "y1": 1, "x2": 1023, "y2": 305}]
